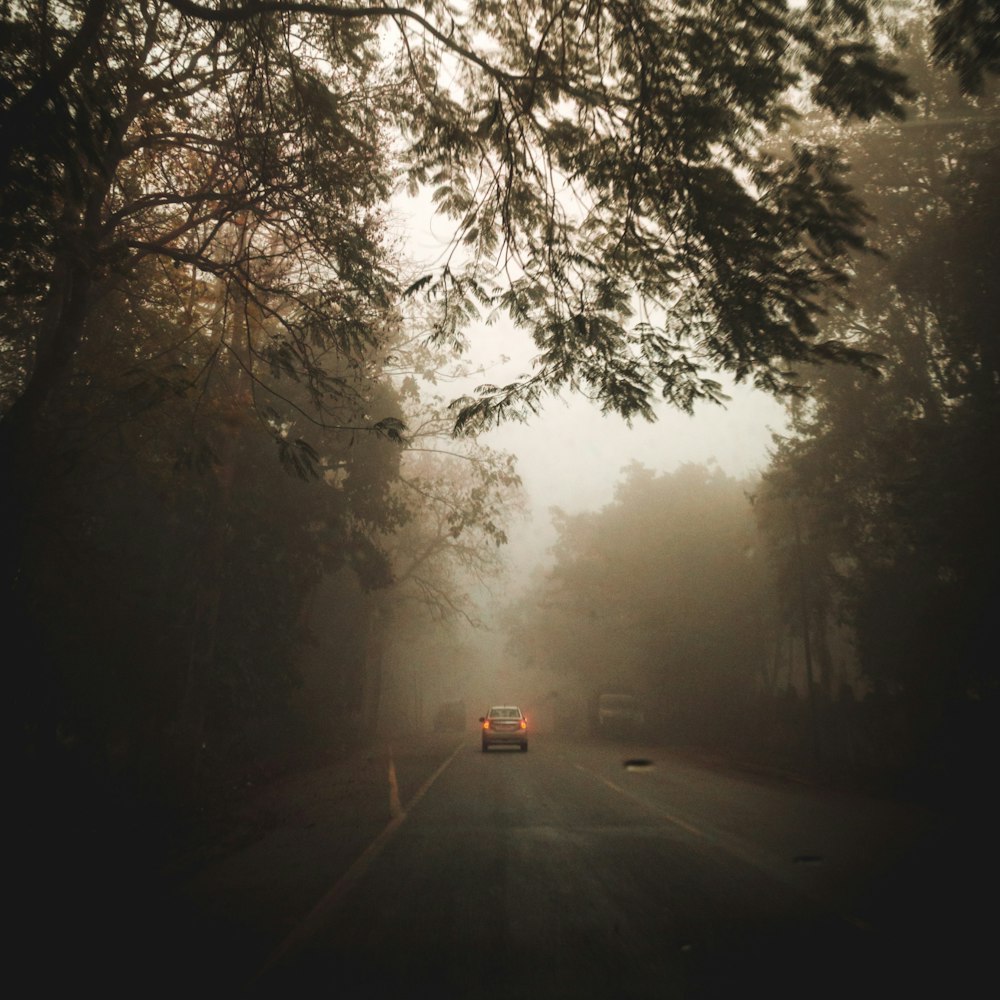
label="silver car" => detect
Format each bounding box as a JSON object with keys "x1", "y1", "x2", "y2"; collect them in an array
[{"x1": 480, "y1": 705, "x2": 528, "y2": 752}]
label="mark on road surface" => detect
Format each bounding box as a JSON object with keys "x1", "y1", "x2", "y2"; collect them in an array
[
  {"x1": 253, "y1": 741, "x2": 463, "y2": 984},
  {"x1": 623, "y1": 758, "x2": 655, "y2": 771},
  {"x1": 572, "y1": 759, "x2": 871, "y2": 933},
  {"x1": 574, "y1": 762, "x2": 704, "y2": 837},
  {"x1": 387, "y1": 751, "x2": 404, "y2": 821}
]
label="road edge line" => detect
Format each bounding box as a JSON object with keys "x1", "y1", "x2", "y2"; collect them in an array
[{"x1": 251, "y1": 740, "x2": 464, "y2": 985}]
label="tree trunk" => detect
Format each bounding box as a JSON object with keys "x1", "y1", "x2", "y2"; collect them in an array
[{"x1": 3, "y1": 244, "x2": 96, "y2": 760}]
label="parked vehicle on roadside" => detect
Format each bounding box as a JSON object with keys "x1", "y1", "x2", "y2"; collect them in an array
[{"x1": 597, "y1": 693, "x2": 644, "y2": 738}]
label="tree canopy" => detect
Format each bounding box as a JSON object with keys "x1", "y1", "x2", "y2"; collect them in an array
[
  {"x1": 3, "y1": 0, "x2": 997, "y2": 795},
  {"x1": 2, "y1": 0, "x2": 926, "y2": 458}
]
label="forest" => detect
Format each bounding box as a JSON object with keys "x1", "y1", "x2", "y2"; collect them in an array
[
  {"x1": 2, "y1": 0, "x2": 996, "y2": 842},
  {"x1": 514, "y1": 10, "x2": 998, "y2": 796}
]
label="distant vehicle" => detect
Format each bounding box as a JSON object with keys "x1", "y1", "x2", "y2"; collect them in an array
[
  {"x1": 433, "y1": 700, "x2": 466, "y2": 732},
  {"x1": 597, "y1": 693, "x2": 644, "y2": 738},
  {"x1": 480, "y1": 705, "x2": 528, "y2": 752}
]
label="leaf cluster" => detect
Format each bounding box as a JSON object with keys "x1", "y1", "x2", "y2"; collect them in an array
[{"x1": 386, "y1": 0, "x2": 916, "y2": 429}]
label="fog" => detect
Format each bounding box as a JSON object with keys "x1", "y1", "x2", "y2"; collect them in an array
[
  {"x1": 378, "y1": 329, "x2": 791, "y2": 738},
  {"x1": 4, "y1": 9, "x2": 998, "y2": 992},
  {"x1": 465, "y1": 349, "x2": 787, "y2": 573},
  {"x1": 381, "y1": 43, "x2": 999, "y2": 788},
  {"x1": 6, "y1": 3, "x2": 999, "y2": 995},
  {"x1": 395, "y1": 201, "x2": 788, "y2": 573}
]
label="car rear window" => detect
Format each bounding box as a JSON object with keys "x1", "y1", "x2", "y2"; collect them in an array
[{"x1": 489, "y1": 708, "x2": 521, "y2": 718}]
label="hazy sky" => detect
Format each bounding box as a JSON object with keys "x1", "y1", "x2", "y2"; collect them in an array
[
  {"x1": 451, "y1": 319, "x2": 788, "y2": 571},
  {"x1": 393, "y1": 196, "x2": 789, "y2": 570}
]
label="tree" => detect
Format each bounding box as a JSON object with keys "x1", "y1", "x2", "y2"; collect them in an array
[
  {"x1": 7, "y1": 240, "x2": 410, "y2": 775},
  {"x1": 4, "y1": 0, "x2": 995, "y2": 785},
  {"x1": 930, "y1": 0, "x2": 1000, "y2": 94},
  {"x1": 336, "y1": 345, "x2": 525, "y2": 738},
  {"x1": 755, "y1": 23, "x2": 999, "y2": 777},
  {"x1": 3, "y1": 0, "x2": 922, "y2": 455},
  {"x1": 0, "y1": 2, "x2": 398, "y2": 589},
  {"x1": 0, "y1": 2, "x2": 410, "y2": 771},
  {"x1": 509, "y1": 462, "x2": 772, "y2": 742}
]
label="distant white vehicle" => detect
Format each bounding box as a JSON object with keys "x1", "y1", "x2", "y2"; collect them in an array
[{"x1": 597, "y1": 693, "x2": 644, "y2": 737}]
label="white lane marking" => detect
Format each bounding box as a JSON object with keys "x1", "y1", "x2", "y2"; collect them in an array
[
  {"x1": 253, "y1": 741, "x2": 463, "y2": 982},
  {"x1": 387, "y1": 749, "x2": 404, "y2": 821},
  {"x1": 572, "y1": 760, "x2": 871, "y2": 931},
  {"x1": 574, "y1": 763, "x2": 705, "y2": 837}
]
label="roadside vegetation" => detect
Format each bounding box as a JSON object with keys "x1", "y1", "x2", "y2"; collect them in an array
[
  {"x1": 1, "y1": 1, "x2": 995, "y2": 838},
  {"x1": 510, "y1": 15, "x2": 998, "y2": 797}
]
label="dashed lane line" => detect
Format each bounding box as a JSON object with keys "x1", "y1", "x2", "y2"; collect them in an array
[
  {"x1": 573, "y1": 763, "x2": 706, "y2": 838},
  {"x1": 572, "y1": 760, "x2": 871, "y2": 932},
  {"x1": 387, "y1": 750, "x2": 404, "y2": 820}
]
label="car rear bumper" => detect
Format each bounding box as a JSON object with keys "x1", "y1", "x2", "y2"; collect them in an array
[{"x1": 482, "y1": 727, "x2": 527, "y2": 748}]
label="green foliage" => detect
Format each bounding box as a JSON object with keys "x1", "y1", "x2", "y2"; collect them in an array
[
  {"x1": 0, "y1": 0, "x2": 395, "y2": 439},
  {"x1": 389, "y1": 0, "x2": 916, "y2": 430},
  {"x1": 756, "y1": 29, "x2": 1000, "y2": 739},
  {"x1": 3, "y1": 0, "x2": 997, "y2": 791},
  {"x1": 380, "y1": 339, "x2": 526, "y2": 626},
  {"x1": 3, "y1": 1, "x2": 997, "y2": 450},
  {"x1": 0, "y1": 3, "x2": 406, "y2": 773},
  {"x1": 8, "y1": 246, "x2": 409, "y2": 769},
  {"x1": 930, "y1": 0, "x2": 1000, "y2": 94},
  {"x1": 508, "y1": 463, "x2": 772, "y2": 741}
]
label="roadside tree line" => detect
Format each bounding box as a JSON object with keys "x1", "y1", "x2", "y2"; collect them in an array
[
  {"x1": 1, "y1": 2, "x2": 993, "y2": 802},
  {"x1": 508, "y1": 17, "x2": 997, "y2": 788}
]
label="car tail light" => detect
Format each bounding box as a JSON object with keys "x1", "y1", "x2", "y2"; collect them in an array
[
  {"x1": 520, "y1": 719, "x2": 527, "y2": 730},
  {"x1": 482, "y1": 720, "x2": 490, "y2": 730}
]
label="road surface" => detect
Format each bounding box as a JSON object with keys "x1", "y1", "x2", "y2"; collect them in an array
[{"x1": 46, "y1": 732, "x2": 991, "y2": 996}]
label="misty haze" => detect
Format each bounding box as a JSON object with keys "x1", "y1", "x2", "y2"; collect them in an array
[{"x1": 4, "y1": 2, "x2": 996, "y2": 997}]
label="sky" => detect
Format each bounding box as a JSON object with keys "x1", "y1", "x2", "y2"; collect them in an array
[
  {"x1": 391, "y1": 195, "x2": 790, "y2": 573},
  {"x1": 449, "y1": 318, "x2": 789, "y2": 572}
]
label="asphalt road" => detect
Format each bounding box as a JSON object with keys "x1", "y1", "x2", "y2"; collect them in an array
[
  {"x1": 232, "y1": 734, "x2": 977, "y2": 997},
  {"x1": 37, "y1": 732, "x2": 988, "y2": 996}
]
